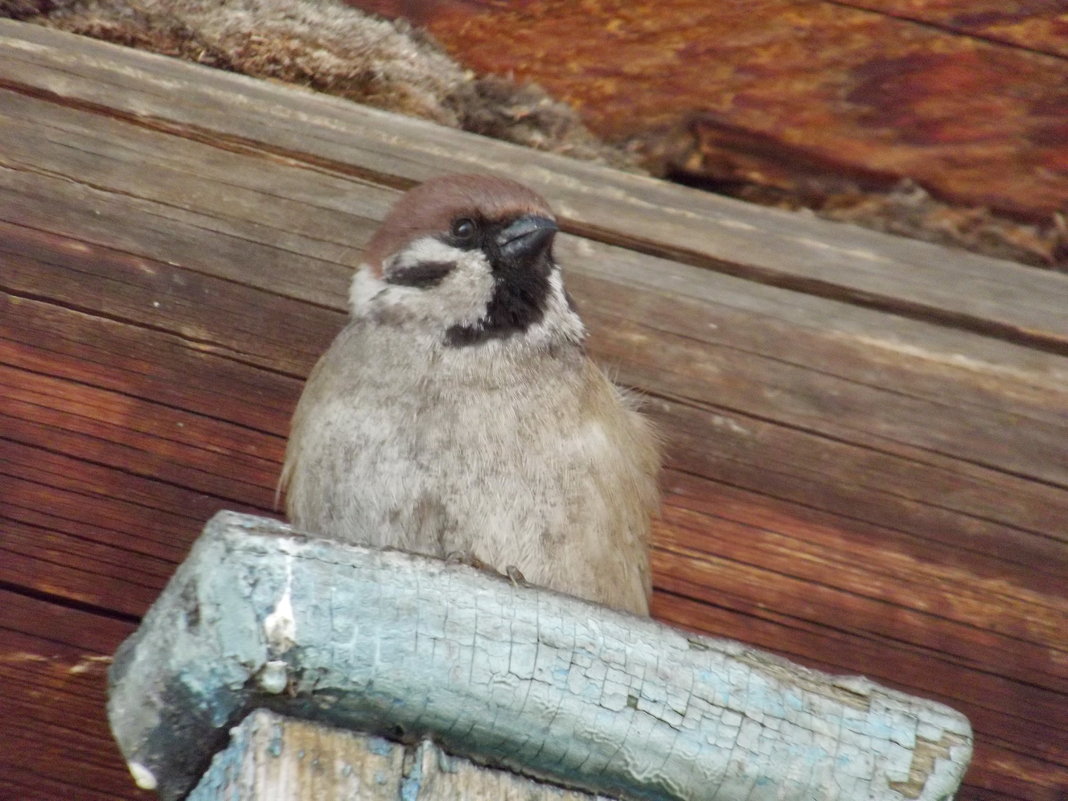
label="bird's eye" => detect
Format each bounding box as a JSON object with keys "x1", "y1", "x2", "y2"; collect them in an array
[{"x1": 451, "y1": 218, "x2": 477, "y2": 241}]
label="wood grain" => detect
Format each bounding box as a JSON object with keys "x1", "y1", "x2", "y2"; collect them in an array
[
  {"x1": 0, "y1": 20, "x2": 1065, "y2": 801},
  {"x1": 829, "y1": 1, "x2": 1068, "y2": 57},
  {"x1": 349, "y1": 0, "x2": 1068, "y2": 222},
  {"x1": 0, "y1": 591, "x2": 144, "y2": 801},
  {"x1": 3, "y1": 21, "x2": 1067, "y2": 353},
  {"x1": 190, "y1": 710, "x2": 608, "y2": 801}
]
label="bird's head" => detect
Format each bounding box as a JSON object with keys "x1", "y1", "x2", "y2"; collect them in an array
[{"x1": 350, "y1": 174, "x2": 584, "y2": 350}]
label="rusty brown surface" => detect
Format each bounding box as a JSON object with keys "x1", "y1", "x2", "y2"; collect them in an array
[
  {"x1": 352, "y1": 0, "x2": 1068, "y2": 224},
  {"x1": 834, "y1": 0, "x2": 1068, "y2": 57}
]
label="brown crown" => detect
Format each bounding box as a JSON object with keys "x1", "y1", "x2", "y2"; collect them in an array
[{"x1": 363, "y1": 174, "x2": 555, "y2": 275}]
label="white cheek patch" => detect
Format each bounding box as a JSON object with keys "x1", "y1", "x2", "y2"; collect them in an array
[
  {"x1": 349, "y1": 237, "x2": 495, "y2": 328},
  {"x1": 439, "y1": 250, "x2": 498, "y2": 327},
  {"x1": 390, "y1": 237, "x2": 462, "y2": 272},
  {"x1": 349, "y1": 266, "x2": 386, "y2": 316}
]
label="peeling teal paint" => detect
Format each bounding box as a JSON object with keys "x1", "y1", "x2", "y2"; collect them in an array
[{"x1": 109, "y1": 512, "x2": 974, "y2": 801}]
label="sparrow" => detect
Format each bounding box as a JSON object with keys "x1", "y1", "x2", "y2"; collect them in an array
[{"x1": 280, "y1": 174, "x2": 659, "y2": 615}]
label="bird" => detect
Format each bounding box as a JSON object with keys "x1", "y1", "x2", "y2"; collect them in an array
[{"x1": 280, "y1": 174, "x2": 659, "y2": 615}]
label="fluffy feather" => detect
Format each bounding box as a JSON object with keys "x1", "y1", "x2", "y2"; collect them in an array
[{"x1": 282, "y1": 175, "x2": 659, "y2": 615}]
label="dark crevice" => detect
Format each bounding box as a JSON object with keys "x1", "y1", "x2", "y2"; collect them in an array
[{"x1": 0, "y1": 579, "x2": 143, "y2": 625}]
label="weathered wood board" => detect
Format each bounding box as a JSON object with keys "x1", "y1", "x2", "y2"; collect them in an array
[
  {"x1": 3, "y1": 19, "x2": 1067, "y2": 351},
  {"x1": 832, "y1": 1, "x2": 1068, "y2": 56},
  {"x1": 189, "y1": 710, "x2": 611, "y2": 801},
  {"x1": 0, "y1": 19, "x2": 1066, "y2": 801}
]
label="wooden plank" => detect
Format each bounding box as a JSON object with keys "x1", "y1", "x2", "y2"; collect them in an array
[
  {"x1": 0, "y1": 292, "x2": 296, "y2": 616},
  {"x1": 0, "y1": 219, "x2": 344, "y2": 376},
  {"x1": 6, "y1": 217, "x2": 1068, "y2": 585},
  {"x1": 349, "y1": 0, "x2": 1068, "y2": 221},
  {"x1": 0, "y1": 435, "x2": 208, "y2": 544},
  {"x1": 654, "y1": 482, "x2": 1068, "y2": 695},
  {"x1": 573, "y1": 261, "x2": 1068, "y2": 503},
  {"x1": 0, "y1": 591, "x2": 144, "y2": 801},
  {"x1": 0, "y1": 290, "x2": 308, "y2": 433},
  {"x1": 0, "y1": 285, "x2": 297, "y2": 614},
  {"x1": 650, "y1": 391, "x2": 1068, "y2": 573},
  {"x1": 6, "y1": 407, "x2": 1059, "y2": 790},
  {"x1": 2, "y1": 367, "x2": 281, "y2": 502},
  {"x1": 2, "y1": 21, "x2": 1068, "y2": 354},
  {"x1": 659, "y1": 473, "x2": 1068, "y2": 638},
  {"x1": 2, "y1": 86, "x2": 1065, "y2": 623},
  {"x1": 1, "y1": 514, "x2": 172, "y2": 617},
  {"x1": 189, "y1": 710, "x2": 605, "y2": 801},
  {"x1": 5, "y1": 324, "x2": 1065, "y2": 782},
  {"x1": 3, "y1": 84, "x2": 1067, "y2": 500},
  {"x1": 829, "y1": 1, "x2": 1068, "y2": 57}
]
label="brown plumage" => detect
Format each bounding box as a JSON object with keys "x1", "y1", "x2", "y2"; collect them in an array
[{"x1": 364, "y1": 176, "x2": 552, "y2": 274}]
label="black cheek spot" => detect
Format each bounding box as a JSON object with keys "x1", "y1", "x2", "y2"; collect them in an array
[
  {"x1": 384, "y1": 261, "x2": 454, "y2": 288},
  {"x1": 444, "y1": 324, "x2": 486, "y2": 347}
]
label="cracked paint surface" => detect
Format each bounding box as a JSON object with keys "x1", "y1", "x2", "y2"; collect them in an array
[{"x1": 108, "y1": 512, "x2": 972, "y2": 801}]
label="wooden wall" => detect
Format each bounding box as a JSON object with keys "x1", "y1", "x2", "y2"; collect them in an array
[{"x1": 1, "y1": 20, "x2": 1067, "y2": 801}]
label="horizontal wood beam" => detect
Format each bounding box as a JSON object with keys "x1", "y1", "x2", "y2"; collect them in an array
[
  {"x1": 2, "y1": 20, "x2": 1067, "y2": 354},
  {"x1": 108, "y1": 512, "x2": 972, "y2": 801}
]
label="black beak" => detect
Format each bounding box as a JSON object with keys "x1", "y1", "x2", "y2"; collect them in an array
[{"x1": 496, "y1": 215, "x2": 558, "y2": 263}]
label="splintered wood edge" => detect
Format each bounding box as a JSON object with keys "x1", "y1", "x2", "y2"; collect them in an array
[
  {"x1": 106, "y1": 511, "x2": 972, "y2": 801},
  {"x1": 188, "y1": 709, "x2": 614, "y2": 801}
]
